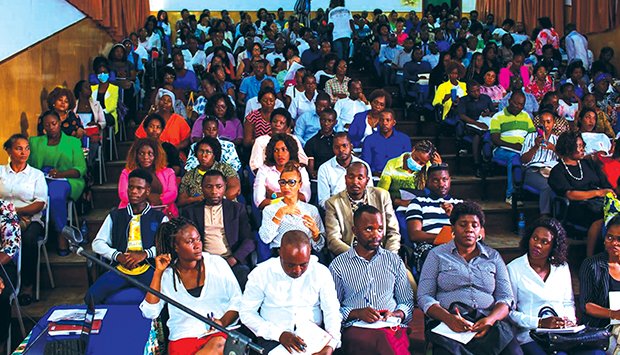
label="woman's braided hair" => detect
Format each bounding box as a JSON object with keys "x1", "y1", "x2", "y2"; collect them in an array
[
  {"x1": 413, "y1": 140, "x2": 437, "y2": 190},
  {"x1": 154, "y1": 217, "x2": 200, "y2": 291}
]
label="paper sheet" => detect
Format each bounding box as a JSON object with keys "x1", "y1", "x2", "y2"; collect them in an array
[
  {"x1": 48, "y1": 308, "x2": 108, "y2": 322},
  {"x1": 534, "y1": 324, "x2": 585, "y2": 333},
  {"x1": 269, "y1": 320, "x2": 332, "y2": 355},
  {"x1": 351, "y1": 316, "x2": 401, "y2": 329},
  {"x1": 431, "y1": 321, "x2": 476, "y2": 345},
  {"x1": 610, "y1": 291, "x2": 620, "y2": 325}
]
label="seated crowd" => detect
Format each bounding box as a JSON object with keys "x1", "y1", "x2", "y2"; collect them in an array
[{"x1": 4, "y1": 2, "x2": 620, "y2": 355}]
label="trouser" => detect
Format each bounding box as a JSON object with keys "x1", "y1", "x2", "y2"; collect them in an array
[
  {"x1": 231, "y1": 264, "x2": 250, "y2": 291},
  {"x1": 47, "y1": 180, "x2": 72, "y2": 233},
  {"x1": 521, "y1": 340, "x2": 605, "y2": 355},
  {"x1": 433, "y1": 338, "x2": 523, "y2": 355},
  {"x1": 20, "y1": 222, "x2": 45, "y2": 288},
  {"x1": 85, "y1": 267, "x2": 154, "y2": 304},
  {"x1": 342, "y1": 326, "x2": 410, "y2": 355},
  {"x1": 255, "y1": 337, "x2": 280, "y2": 353},
  {"x1": 524, "y1": 168, "x2": 553, "y2": 214},
  {"x1": 493, "y1": 147, "x2": 519, "y2": 198},
  {"x1": 0, "y1": 261, "x2": 17, "y2": 344},
  {"x1": 332, "y1": 37, "x2": 351, "y2": 61}
]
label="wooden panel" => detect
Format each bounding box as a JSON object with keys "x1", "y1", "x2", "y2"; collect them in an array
[
  {"x1": 0, "y1": 18, "x2": 113, "y2": 162},
  {"x1": 588, "y1": 27, "x2": 620, "y2": 75}
]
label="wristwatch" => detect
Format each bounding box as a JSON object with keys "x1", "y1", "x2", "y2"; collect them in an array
[{"x1": 271, "y1": 192, "x2": 278, "y2": 199}]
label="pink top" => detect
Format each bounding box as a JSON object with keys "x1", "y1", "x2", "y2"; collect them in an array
[
  {"x1": 499, "y1": 64, "x2": 531, "y2": 91},
  {"x1": 480, "y1": 85, "x2": 506, "y2": 102},
  {"x1": 118, "y1": 167, "x2": 179, "y2": 217},
  {"x1": 535, "y1": 28, "x2": 560, "y2": 56}
]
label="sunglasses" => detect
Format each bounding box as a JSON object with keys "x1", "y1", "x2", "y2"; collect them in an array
[{"x1": 278, "y1": 179, "x2": 298, "y2": 187}]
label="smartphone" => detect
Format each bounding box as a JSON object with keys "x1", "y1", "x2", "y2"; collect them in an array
[{"x1": 451, "y1": 87, "x2": 458, "y2": 101}]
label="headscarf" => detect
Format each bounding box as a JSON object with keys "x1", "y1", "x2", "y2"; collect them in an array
[{"x1": 156, "y1": 88, "x2": 176, "y2": 112}]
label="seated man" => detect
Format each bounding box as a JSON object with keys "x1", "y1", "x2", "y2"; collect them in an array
[
  {"x1": 400, "y1": 46, "x2": 432, "y2": 102},
  {"x1": 317, "y1": 133, "x2": 372, "y2": 209},
  {"x1": 240, "y1": 230, "x2": 341, "y2": 353},
  {"x1": 294, "y1": 92, "x2": 332, "y2": 146},
  {"x1": 498, "y1": 75, "x2": 539, "y2": 116},
  {"x1": 238, "y1": 59, "x2": 280, "y2": 105},
  {"x1": 305, "y1": 107, "x2": 338, "y2": 179},
  {"x1": 329, "y1": 205, "x2": 414, "y2": 354},
  {"x1": 405, "y1": 164, "x2": 463, "y2": 277},
  {"x1": 361, "y1": 109, "x2": 412, "y2": 176},
  {"x1": 185, "y1": 115, "x2": 242, "y2": 172},
  {"x1": 333, "y1": 79, "x2": 370, "y2": 130},
  {"x1": 181, "y1": 170, "x2": 255, "y2": 289},
  {"x1": 490, "y1": 91, "x2": 535, "y2": 205},
  {"x1": 249, "y1": 108, "x2": 308, "y2": 172},
  {"x1": 87, "y1": 169, "x2": 167, "y2": 304},
  {"x1": 325, "y1": 162, "x2": 400, "y2": 256},
  {"x1": 288, "y1": 74, "x2": 319, "y2": 121}
]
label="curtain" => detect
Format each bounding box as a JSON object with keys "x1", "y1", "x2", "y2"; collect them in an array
[
  {"x1": 572, "y1": 0, "x2": 616, "y2": 34},
  {"x1": 476, "y1": 0, "x2": 509, "y2": 26},
  {"x1": 514, "y1": 0, "x2": 564, "y2": 38},
  {"x1": 67, "y1": 0, "x2": 150, "y2": 41}
]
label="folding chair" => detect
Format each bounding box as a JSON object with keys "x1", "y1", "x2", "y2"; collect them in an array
[
  {"x1": 95, "y1": 143, "x2": 107, "y2": 185},
  {"x1": 67, "y1": 200, "x2": 79, "y2": 228},
  {"x1": 36, "y1": 197, "x2": 55, "y2": 300}
]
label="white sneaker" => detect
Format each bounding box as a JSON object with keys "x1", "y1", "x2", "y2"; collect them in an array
[{"x1": 506, "y1": 196, "x2": 524, "y2": 207}]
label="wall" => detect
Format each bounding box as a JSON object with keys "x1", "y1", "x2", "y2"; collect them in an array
[
  {"x1": 0, "y1": 18, "x2": 113, "y2": 162},
  {"x1": 588, "y1": 26, "x2": 620, "y2": 74}
]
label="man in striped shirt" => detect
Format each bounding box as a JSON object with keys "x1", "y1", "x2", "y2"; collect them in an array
[
  {"x1": 329, "y1": 205, "x2": 414, "y2": 354},
  {"x1": 490, "y1": 91, "x2": 535, "y2": 205},
  {"x1": 405, "y1": 164, "x2": 462, "y2": 277}
]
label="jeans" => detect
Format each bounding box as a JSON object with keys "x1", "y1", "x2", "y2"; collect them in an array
[
  {"x1": 493, "y1": 147, "x2": 520, "y2": 198},
  {"x1": 332, "y1": 37, "x2": 351, "y2": 61},
  {"x1": 47, "y1": 180, "x2": 72, "y2": 233},
  {"x1": 524, "y1": 167, "x2": 553, "y2": 214},
  {"x1": 85, "y1": 267, "x2": 154, "y2": 304}
]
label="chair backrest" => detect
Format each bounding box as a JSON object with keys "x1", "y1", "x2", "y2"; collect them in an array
[
  {"x1": 8, "y1": 237, "x2": 22, "y2": 302},
  {"x1": 42, "y1": 196, "x2": 50, "y2": 245}
]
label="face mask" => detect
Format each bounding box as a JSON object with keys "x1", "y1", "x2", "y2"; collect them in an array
[
  {"x1": 97, "y1": 72, "x2": 110, "y2": 83},
  {"x1": 407, "y1": 156, "x2": 422, "y2": 172}
]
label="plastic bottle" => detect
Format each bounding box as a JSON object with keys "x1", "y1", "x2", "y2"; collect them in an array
[
  {"x1": 80, "y1": 220, "x2": 89, "y2": 241},
  {"x1": 517, "y1": 213, "x2": 526, "y2": 238}
]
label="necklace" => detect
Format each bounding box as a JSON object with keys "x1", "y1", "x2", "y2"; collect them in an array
[{"x1": 561, "y1": 159, "x2": 583, "y2": 181}]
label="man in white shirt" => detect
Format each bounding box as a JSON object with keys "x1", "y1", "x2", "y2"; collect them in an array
[
  {"x1": 244, "y1": 80, "x2": 285, "y2": 117},
  {"x1": 328, "y1": 0, "x2": 354, "y2": 61},
  {"x1": 334, "y1": 79, "x2": 371, "y2": 130},
  {"x1": 565, "y1": 23, "x2": 590, "y2": 69},
  {"x1": 288, "y1": 75, "x2": 319, "y2": 120},
  {"x1": 240, "y1": 231, "x2": 342, "y2": 354},
  {"x1": 317, "y1": 133, "x2": 372, "y2": 209},
  {"x1": 181, "y1": 37, "x2": 207, "y2": 72}
]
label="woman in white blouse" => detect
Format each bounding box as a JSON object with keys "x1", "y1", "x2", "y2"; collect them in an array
[
  {"x1": 141, "y1": 218, "x2": 241, "y2": 355},
  {"x1": 507, "y1": 217, "x2": 581, "y2": 355},
  {"x1": 0, "y1": 134, "x2": 47, "y2": 305}
]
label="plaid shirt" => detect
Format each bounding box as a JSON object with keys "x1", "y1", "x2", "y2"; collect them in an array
[{"x1": 324, "y1": 76, "x2": 351, "y2": 103}]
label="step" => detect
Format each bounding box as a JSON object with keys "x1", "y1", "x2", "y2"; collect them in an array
[
  {"x1": 450, "y1": 174, "x2": 506, "y2": 201},
  {"x1": 90, "y1": 184, "x2": 121, "y2": 210},
  {"x1": 104, "y1": 160, "x2": 126, "y2": 184},
  {"x1": 117, "y1": 141, "x2": 133, "y2": 160},
  {"x1": 38, "y1": 247, "x2": 90, "y2": 288}
]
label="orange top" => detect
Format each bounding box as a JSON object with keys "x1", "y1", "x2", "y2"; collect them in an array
[{"x1": 135, "y1": 113, "x2": 190, "y2": 146}]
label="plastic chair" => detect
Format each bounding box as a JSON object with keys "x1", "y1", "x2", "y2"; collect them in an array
[
  {"x1": 6, "y1": 240, "x2": 26, "y2": 354},
  {"x1": 67, "y1": 200, "x2": 79, "y2": 228},
  {"x1": 36, "y1": 198, "x2": 55, "y2": 301},
  {"x1": 552, "y1": 196, "x2": 589, "y2": 238},
  {"x1": 106, "y1": 125, "x2": 118, "y2": 161},
  {"x1": 95, "y1": 143, "x2": 107, "y2": 185}
]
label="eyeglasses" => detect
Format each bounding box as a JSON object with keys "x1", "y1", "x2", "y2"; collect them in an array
[
  {"x1": 278, "y1": 179, "x2": 298, "y2": 187},
  {"x1": 606, "y1": 234, "x2": 620, "y2": 244}
]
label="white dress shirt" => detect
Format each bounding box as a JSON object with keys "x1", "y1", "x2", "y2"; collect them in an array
[
  {"x1": 0, "y1": 164, "x2": 47, "y2": 225},
  {"x1": 507, "y1": 254, "x2": 576, "y2": 345},
  {"x1": 316, "y1": 156, "x2": 373, "y2": 209},
  {"x1": 140, "y1": 252, "x2": 242, "y2": 341},
  {"x1": 181, "y1": 49, "x2": 208, "y2": 72},
  {"x1": 333, "y1": 97, "x2": 371, "y2": 130},
  {"x1": 239, "y1": 256, "x2": 341, "y2": 349},
  {"x1": 253, "y1": 164, "x2": 311, "y2": 208},
  {"x1": 249, "y1": 134, "x2": 308, "y2": 172},
  {"x1": 289, "y1": 91, "x2": 318, "y2": 120},
  {"x1": 244, "y1": 97, "x2": 285, "y2": 117},
  {"x1": 565, "y1": 30, "x2": 589, "y2": 68}
]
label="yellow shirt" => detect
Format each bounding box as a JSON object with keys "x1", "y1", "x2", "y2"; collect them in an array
[
  {"x1": 116, "y1": 214, "x2": 150, "y2": 275},
  {"x1": 432, "y1": 81, "x2": 467, "y2": 120}
]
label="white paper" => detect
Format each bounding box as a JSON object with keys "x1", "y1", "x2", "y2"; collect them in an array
[
  {"x1": 399, "y1": 189, "x2": 418, "y2": 201},
  {"x1": 431, "y1": 321, "x2": 476, "y2": 344},
  {"x1": 48, "y1": 308, "x2": 108, "y2": 322},
  {"x1": 351, "y1": 316, "x2": 401, "y2": 329},
  {"x1": 581, "y1": 132, "x2": 612, "y2": 155},
  {"x1": 283, "y1": 62, "x2": 304, "y2": 83},
  {"x1": 534, "y1": 324, "x2": 585, "y2": 334},
  {"x1": 269, "y1": 320, "x2": 332, "y2": 355},
  {"x1": 610, "y1": 291, "x2": 620, "y2": 325}
]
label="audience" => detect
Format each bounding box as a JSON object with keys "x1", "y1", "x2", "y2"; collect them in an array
[
  {"x1": 348, "y1": 89, "x2": 391, "y2": 148},
  {"x1": 135, "y1": 89, "x2": 191, "y2": 150},
  {"x1": 362, "y1": 109, "x2": 412, "y2": 175},
  {"x1": 243, "y1": 87, "x2": 278, "y2": 148},
  {"x1": 0, "y1": 201, "x2": 20, "y2": 350}
]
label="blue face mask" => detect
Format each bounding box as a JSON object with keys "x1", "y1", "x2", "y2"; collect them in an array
[
  {"x1": 97, "y1": 72, "x2": 110, "y2": 83},
  {"x1": 407, "y1": 156, "x2": 422, "y2": 172}
]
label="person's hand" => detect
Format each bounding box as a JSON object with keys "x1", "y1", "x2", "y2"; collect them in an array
[
  {"x1": 445, "y1": 313, "x2": 472, "y2": 333},
  {"x1": 598, "y1": 189, "x2": 617, "y2": 198},
  {"x1": 381, "y1": 309, "x2": 405, "y2": 321},
  {"x1": 471, "y1": 316, "x2": 495, "y2": 338},
  {"x1": 154, "y1": 254, "x2": 171, "y2": 272},
  {"x1": 351, "y1": 307, "x2": 382, "y2": 323},
  {"x1": 441, "y1": 202, "x2": 454, "y2": 216},
  {"x1": 279, "y1": 331, "x2": 307, "y2": 353},
  {"x1": 544, "y1": 142, "x2": 555, "y2": 151},
  {"x1": 312, "y1": 345, "x2": 334, "y2": 355},
  {"x1": 277, "y1": 204, "x2": 301, "y2": 217},
  {"x1": 431, "y1": 152, "x2": 442, "y2": 164},
  {"x1": 444, "y1": 93, "x2": 452, "y2": 102},
  {"x1": 534, "y1": 136, "x2": 544, "y2": 147},
  {"x1": 48, "y1": 169, "x2": 59, "y2": 178},
  {"x1": 481, "y1": 109, "x2": 491, "y2": 117},
  {"x1": 474, "y1": 121, "x2": 489, "y2": 130},
  {"x1": 302, "y1": 215, "x2": 320, "y2": 239},
  {"x1": 116, "y1": 253, "x2": 130, "y2": 267},
  {"x1": 539, "y1": 316, "x2": 567, "y2": 329},
  {"x1": 124, "y1": 251, "x2": 147, "y2": 269},
  {"x1": 0, "y1": 277, "x2": 4, "y2": 295},
  {"x1": 358, "y1": 92, "x2": 368, "y2": 104},
  {"x1": 610, "y1": 309, "x2": 620, "y2": 320},
  {"x1": 226, "y1": 256, "x2": 238, "y2": 267}
]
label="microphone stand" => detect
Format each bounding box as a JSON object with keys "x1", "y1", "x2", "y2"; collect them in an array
[{"x1": 67, "y1": 244, "x2": 264, "y2": 354}]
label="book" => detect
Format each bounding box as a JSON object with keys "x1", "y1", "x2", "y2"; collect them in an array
[
  {"x1": 534, "y1": 324, "x2": 585, "y2": 334},
  {"x1": 269, "y1": 320, "x2": 332, "y2": 355},
  {"x1": 48, "y1": 320, "x2": 103, "y2": 336}
]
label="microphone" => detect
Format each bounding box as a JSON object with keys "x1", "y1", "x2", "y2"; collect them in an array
[{"x1": 61, "y1": 226, "x2": 264, "y2": 354}]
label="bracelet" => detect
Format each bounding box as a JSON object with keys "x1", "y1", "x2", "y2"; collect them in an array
[{"x1": 273, "y1": 215, "x2": 282, "y2": 222}]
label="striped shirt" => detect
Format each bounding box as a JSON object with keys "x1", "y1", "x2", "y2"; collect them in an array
[
  {"x1": 405, "y1": 189, "x2": 463, "y2": 234},
  {"x1": 329, "y1": 247, "x2": 414, "y2": 325},
  {"x1": 520, "y1": 132, "x2": 558, "y2": 168},
  {"x1": 245, "y1": 109, "x2": 272, "y2": 138},
  {"x1": 579, "y1": 252, "x2": 613, "y2": 328},
  {"x1": 490, "y1": 108, "x2": 535, "y2": 145}
]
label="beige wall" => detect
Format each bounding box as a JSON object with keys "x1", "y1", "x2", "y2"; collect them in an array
[
  {"x1": 588, "y1": 27, "x2": 620, "y2": 74},
  {"x1": 0, "y1": 18, "x2": 113, "y2": 162}
]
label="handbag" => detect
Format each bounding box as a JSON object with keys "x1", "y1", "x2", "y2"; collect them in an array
[{"x1": 529, "y1": 306, "x2": 610, "y2": 353}]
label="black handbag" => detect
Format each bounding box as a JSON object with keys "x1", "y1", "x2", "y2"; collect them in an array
[{"x1": 529, "y1": 306, "x2": 611, "y2": 353}]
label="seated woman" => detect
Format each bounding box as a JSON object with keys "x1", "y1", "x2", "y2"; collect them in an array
[
  {"x1": 29, "y1": 111, "x2": 86, "y2": 255},
  {"x1": 119, "y1": 139, "x2": 178, "y2": 217},
  {"x1": 258, "y1": 161, "x2": 325, "y2": 253},
  {"x1": 37, "y1": 86, "x2": 84, "y2": 139},
  {"x1": 583, "y1": 93, "x2": 615, "y2": 138},
  {"x1": 507, "y1": 217, "x2": 597, "y2": 355},
  {"x1": 135, "y1": 89, "x2": 191, "y2": 150},
  {"x1": 0, "y1": 200, "x2": 20, "y2": 351},
  {"x1": 419, "y1": 201, "x2": 521, "y2": 354},
  {"x1": 142, "y1": 114, "x2": 183, "y2": 176},
  {"x1": 91, "y1": 58, "x2": 120, "y2": 133},
  {"x1": 532, "y1": 94, "x2": 570, "y2": 136},
  {"x1": 432, "y1": 61, "x2": 467, "y2": 124},
  {"x1": 498, "y1": 50, "x2": 531, "y2": 90},
  {"x1": 186, "y1": 116, "x2": 241, "y2": 172},
  {"x1": 0, "y1": 134, "x2": 47, "y2": 305},
  {"x1": 348, "y1": 89, "x2": 391, "y2": 149},
  {"x1": 579, "y1": 215, "x2": 620, "y2": 348},
  {"x1": 243, "y1": 87, "x2": 277, "y2": 148},
  {"x1": 549, "y1": 131, "x2": 614, "y2": 257},
  {"x1": 377, "y1": 140, "x2": 442, "y2": 208},
  {"x1": 479, "y1": 69, "x2": 506, "y2": 107},
  {"x1": 577, "y1": 108, "x2": 613, "y2": 156},
  {"x1": 141, "y1": 218, "x2": 242, "y2": 355},
  {"x1": 200, "y1": 92, "x2": 242, "y2": 145},
  {"x1": 73, "y1": 80, "x2": 106, "y2": 136},
  {"x1": 253, "y1": 134, "x2": 311, "y2": 209},
  {"x1": 520, "y1": 109, "x2": 559, "y2": 216},
  {"x1": 525, "y1": 64, "x2": 554, "y2": 103},
  {"x1": 177, "y1": 137, "x2": 240, "y2": 207}
]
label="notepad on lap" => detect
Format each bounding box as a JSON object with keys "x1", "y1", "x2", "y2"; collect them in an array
[
  {"x1": 534, "y1": 325, "x2": 585, "y2": 333},
  {"x1": 610, "y1": 291, "x2": 620, "y2": 325},
  {"x1": 431, "y1": 321, "x2": 476, "y2": 344},
  {"x1": 269, "y1": 320, "x2": 332, "y2": 355}
]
